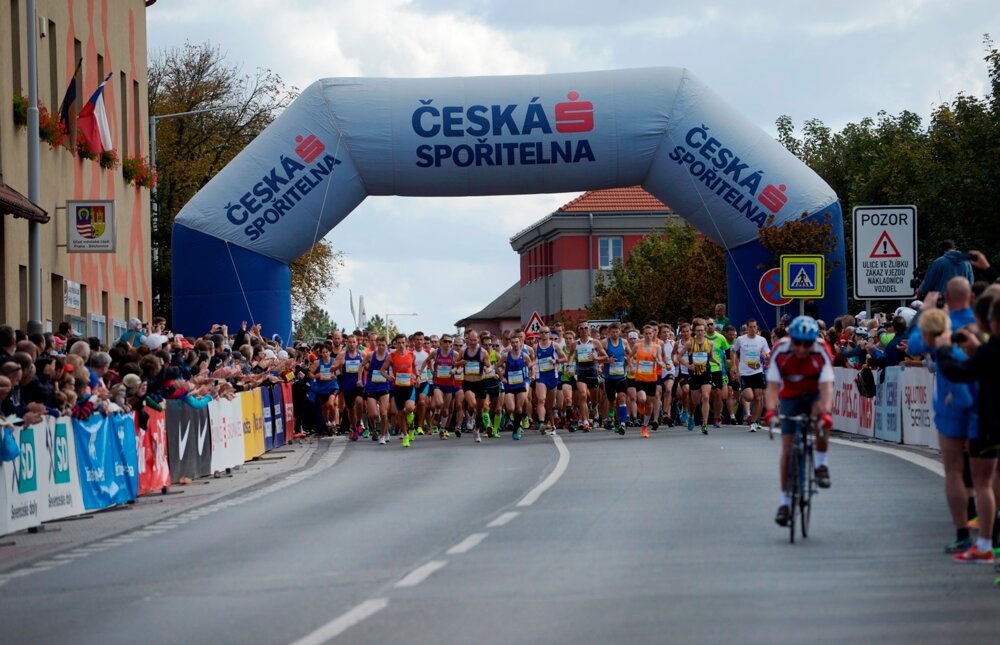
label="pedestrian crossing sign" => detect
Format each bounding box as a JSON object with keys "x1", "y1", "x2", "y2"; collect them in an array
[{"x1": 780, "y1": 255, "x2": 825, "y2": 299}]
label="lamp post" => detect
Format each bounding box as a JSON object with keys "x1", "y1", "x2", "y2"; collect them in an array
[
  {"x1": 148, "y1": 104, "x2": 235, "y2": 309},
  {"x1": 386, "y1": 312, "x2": 418, "y2": 336}
]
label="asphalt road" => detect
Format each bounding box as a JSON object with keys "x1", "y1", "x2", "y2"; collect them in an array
[{"x1": 3, "y1": 425, "x2": 998, "y2": 644}]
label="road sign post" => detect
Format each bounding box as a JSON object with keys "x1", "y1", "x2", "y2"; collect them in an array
[
  {"x1": 780, "y1": 255, "x2": 825, "y2": 318},
  {"x1": 853, "y1": 205, "x2": 917, "y2": 301},
  {"x1": 759, "y1": 267, "x2": 791, "y2": 329}
]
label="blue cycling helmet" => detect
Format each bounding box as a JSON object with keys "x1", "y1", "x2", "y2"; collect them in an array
[{"x1": 788, "y1": 315, "x2": 820, "y2": 342}]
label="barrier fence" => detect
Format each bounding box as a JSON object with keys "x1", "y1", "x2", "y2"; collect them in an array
[
  {"x1": 1, "y1": 382, "x2": 296, "y2": 537},
  {"x1": 831, "y1": 366, "x2": 939, "y2": 449}
]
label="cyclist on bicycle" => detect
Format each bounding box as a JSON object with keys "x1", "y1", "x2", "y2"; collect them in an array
[{"x1": 762, "y1": 315, "x2": 835, "y2": 527}]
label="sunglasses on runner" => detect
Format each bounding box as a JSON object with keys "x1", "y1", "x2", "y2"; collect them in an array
[{"x1": 792, "y1": 339, "x2": 812, "y2": 347}]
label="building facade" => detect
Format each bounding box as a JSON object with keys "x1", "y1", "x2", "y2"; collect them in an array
[
  {"x1": 509, "y1": 186, "x2": 675, "y2": 324},
  {"x1": 454, "y1": 281, "x2": 522, "y2": 337},
  {"x1": 1, "y1": 0, "x2": 151, "y2": 338}
]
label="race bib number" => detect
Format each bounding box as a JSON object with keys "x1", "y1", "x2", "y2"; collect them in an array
[
  {"x1": 693, "y1": 351, "x2": 709, "y2": 366},
  {"x1": 577, "y1": 346, "x2": 593, "y2": 362},
  {"x1": 744, "y1": 351, "x2": 761, "y2": 370},
  {"x1": 638, "y1": 360, "x2": 655, "y2": 375},
  {"x1": 454, "y1": 368, "x2": 464, "y2": 380},
  {"x1": 539, "y1": 357, "x2": 554, "y2": 372},
  {"x1": 564, "y1": 363, "x2": 576, "y2": 376},
  {"x1": 395, "y1": 372, "x2": 412, "y2": 386},
  {"x1": 609, "y1": 361, "x2": 625, "y2": 377},
  {"x1": 345, "y1": 360, "x2": 361, "y2": 374},
  {"x1": 318, "y1": 372, "x2": 332, "y2": 380},
  {"x1": 508, "y1": 370, "x2": 524, "y2": 385},
  {"x1": 372, "y1": 371, "x2": 387, "y2": 384},
  {"x1": 466, "y1": 361, "x2": 481, "y2": 376},
  {"x1": 436, "y1": 364, "x2": 452, "y2": 379}
]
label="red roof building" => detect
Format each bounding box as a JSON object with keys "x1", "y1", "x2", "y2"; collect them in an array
[{"x1": 508, "y1": 186, "x2": 675, "y2": 324}]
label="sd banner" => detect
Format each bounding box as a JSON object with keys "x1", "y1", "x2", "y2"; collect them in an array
[
  {"x1": 272, "y1": 384, "x2": 286, "y2": 446},
  {"x1": 262, "y1": 386, "x2": 275, "y2": 452},
  {"x1": 0, "y1": 424, "x2": 42, "y2": 535},
  {"x1": 241, "y1": 390, "x2": 265, "y2": 461},
  {"x1": 209, "y1": 397, "x2": 245, "y2": 472},
  {"x1": 136, "y1": 407, "x2": 171, "y2": 495},
  {"x1": 73, "y1": 414, "x2": 136, "y2": 510},
  {"x1": 165, "y1": 400, "x2": 213, "y2": 481},
  {"x1": 37, "y1": 417, "x2": 86, "y2": 522}
]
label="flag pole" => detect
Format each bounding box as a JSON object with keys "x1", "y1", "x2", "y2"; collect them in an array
[{"x1": 26, "y1": 0, "x2": 42, "y2": 327}]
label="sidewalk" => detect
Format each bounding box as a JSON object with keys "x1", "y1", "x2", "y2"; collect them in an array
[{"x1": 0, "y1": 435, "x2": 342, "y2": 574}]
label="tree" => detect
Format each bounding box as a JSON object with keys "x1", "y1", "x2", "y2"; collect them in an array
[
  {"x1": 589, "y1": 220, "x2": 727, "y2": 324},
  {"x1": 364, "y1": 314, "x2": 399, "y2": 340},
  {"x1": 293, "y1": 304, "x2": 341, "y2": 343},
  {"x1": 757, "y1": 212, "x2": 841, "y2": 279},
  {"x1": 149, "y1": 42, "x2": 343, "y2": 320}
]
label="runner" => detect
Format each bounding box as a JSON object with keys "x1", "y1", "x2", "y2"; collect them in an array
[
  {"x1": 360, "y1": 336, "x2": 392, "y2": 445},
  {"x1": 574, "y1": 322, "x2": 609, "y2": 432},
  {"x1": 704, "y1": 319, "x2": 732, "y2": 428},
  {"x1": 673, "y1": 322, "x2": 693, "y2": 429},
  {"x1": 500, "y1": 334, "x2": 532, "y2": 440},
  {"x1": 411, "y1": 331, "x2": 431, "y2": 436},
  {"x1": 456, "y1": 329, "x2": 493, "y2": 443},
  {"x1": 333, "y1": 334, "x2": 365, "y2": 440},
  {"x1": 559, "y1": 329, "x2": 578, "y2": 431},
  {"x1": 731, "y1": 319, "x2": 770, "y2": 432},
  {"x1": 603, "y1": 322, "x2": 632, "y2": 435},
  {"x1": 310, "y1": 343, "x2": 340, "y2": 435},
  {"x1": 388, "y1": 334, "x2": 418, "y2": 448},
  {"x1": 658, "y1": 324, "x2": 676, "y2": 427},
  {"x1": 679, "y1": 320, "x2": 719, "y2": 434},
  {"x1": 634, "y1": 324, "x2": 667, "y2": 438},
  {"x1": 451, "y1": 336, "x2": 467, "y2": 436},
  {"x1": 424, "y1": 334, "x2": 459, "y2": 439},
  {"x1": 533, "y1": 326, "x2": 566, "y2": 435}
]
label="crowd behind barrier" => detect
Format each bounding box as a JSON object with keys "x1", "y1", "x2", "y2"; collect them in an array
[
  {"x1": 830, "y1": 365, "x2": 937, "y2": 447},
  {"x1": 0, "y1": 382, "x2": 294, "y2": 536}
]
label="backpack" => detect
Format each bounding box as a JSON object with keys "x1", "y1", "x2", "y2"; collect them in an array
[{"x1": 855, "y1": 366, "x2": 877, "y2": 398}]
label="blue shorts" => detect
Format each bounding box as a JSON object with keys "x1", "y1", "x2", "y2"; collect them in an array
[
  {"x1": 779, "y1": 395, "x2": 818, "y2": 436},
  {"x1": 432, "y1": 384, "x2": 458, "y2": 395},
  {"x1": 536, "y1": 372, "x2": 560, "y2": 390}
]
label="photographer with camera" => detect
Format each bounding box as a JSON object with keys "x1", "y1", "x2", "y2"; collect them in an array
[{"x1": 915, "y1": 240, "x2": 978, "y2": 298}]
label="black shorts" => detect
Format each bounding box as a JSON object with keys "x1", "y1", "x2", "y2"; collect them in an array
[
  {"x1": 689, "y1": 372, "x2": 712, "y2": 390},
  {"x1": 463, "y1": 379, "x2": 488, "y2": 400},
  {"x1": 739, "y1": 373, "x2": 766, "y2": 391},
  {"x1": 562, "y1": 377, "x2": 577, "y2": 388},
  {"x1": 635, "y1": 380, "x2": 657, "y2": 397},
  {"x1": 343, "y1": 387, "x2": 364, "y2": 407},
  {"x1": 392, "y1": 386, "x2": 414, "y2": 410},
  {"x1": 710, "y1": 371, "x2": 724, "y2": 390},
  {"x1": 969, "y1": 436, "x2": 1000, "y2": 460},
  {"x1": 485, "y1": 378, "x2": 502, "y2": 399},
  {"x1": 578, "y1": 374, "x2": 601, "y2": 389},
  {"x1": 604, "y1": 378, "x2": 628, "y2": 398}
]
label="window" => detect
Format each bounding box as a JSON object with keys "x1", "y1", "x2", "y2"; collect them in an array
[
  {"x1": 598, "y1": 237, "x2": 623, "y2": 270},
  {"x1": 68, "y1": 315, "x2": 86, "y2": 337},
  {"x1": 11, "y1": 1, "x2": 21, "y2": 93},
  {"x1": 133, "y1": 80, "x2": 141, "y2": 155},
  {"x1": 120, "y1": 71, "x2": 128, "y2": 155},
  {"x1": 89, "y1": 312, "x2": 107, "y2": 341},
  {"x1": 112, "y1": 319, "x2": 127, "y2": 342},
  {"x1": 48, "y1": 20, "x2": 57, "y2": 110}
]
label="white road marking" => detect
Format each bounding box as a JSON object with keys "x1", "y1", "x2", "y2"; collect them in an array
[
  {"x1": 288, "y1": 597, "x2": 389, "y2": 645},
  {"x1": 487, "y1": 511, "x2": 519, "y2": 528},
  {"x1": 517, "y1": 433, "x2": 570, "y2": 507},
  {"x1": 831, "y1": 438, "x2": 944, "y2": 477},
  {"x1": 394, "y1": 560, "x2": 448, "y2": 588},
  {"x1": 446, "y1": 533, "x2": 488, "y2": 555}
]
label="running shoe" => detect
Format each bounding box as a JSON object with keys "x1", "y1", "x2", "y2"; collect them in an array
[
  {"x1": 378, "y1": 436, "x2": 388, "y2": 445},
  {"x1": 701, "y1": 425, "x2": 708, "y2": 435},
  {"x1": 362, "y1": 428, "x2": 370, "y2": 438},
  {"x1": 641, "y1": 426, "x2": 650, "y2": 439},
  {"x1": 687, "y1": 416, "x2": 695, "y2": 432},
  {"x1": 350, "y1": 429, "x2": 359, "y2": 442},
  {"x1": 713, "y1": 419, "x2": 722, "y2": 429},
  {"x1": 582, "y1": 421, "x2": 590, "y2": 433},
  {"x1": 513, "y1": 431, "x2": 521, "y2": 441},
  {"x1": 617, "y1": 424, "x2": 626, "y2": 436},
  {"x1": 815, "y1": 465, "x2": 831, "y2": 489},
  {"x1": 775, "y1": 505, "x2": 790, "y2": 526},
  {"x1": 408, "y1": 429, "x2": 416, "y2": 442},
  {"x1": 650, "y1": 420, "x2": 659, "y2": 432},
  {"x1": 475, "y1": 429, "x2": 482, "y2": 443},
  {"x1": 952, "y1": 545, "x2": 995, "y2": 564},
  {"x1": 439, "y1": 429, "x2": 448, "y2": 440},
  {"x1": 749, "y1": 422, "x2": 759, "y2": 433},
  {"x1": 416, "y1": 427, "x2": 425, "y2": 436},
  {"x1": 944, "y1": 537, "x2": 974, "y2": 554},
  {"x1": 679, "y1": 410, "x2": 689, "y2": 424},
  {"x1": 490, "y1": 429, "x2": 500, "y2": 439},
  {"x1": 522, "y1": 417, "x2": 530, "y2": 430},
  {"x1": 402, "y1": 434, "x2": 411, "y2": 448}
]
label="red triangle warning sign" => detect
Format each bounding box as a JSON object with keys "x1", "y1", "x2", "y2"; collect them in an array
[
  {"x1": 524, "y1": 311, "x2": 545, "y2": 336},
  {"x1": 870, "y1": 231, "x2": 901, "y2": 258}
]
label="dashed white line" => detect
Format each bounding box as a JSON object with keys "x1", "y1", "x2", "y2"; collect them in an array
[
  {"x1": 288, "y1": 597, "x2": 389, "y2": 645},
  {"x1": 831, "y1": 438, "x2": 944, "y2": 477},
  {"x1": 517, "y1": 433, "x2": 570, "y2": 507},
  {"x1": 446, "y1": 533, "x2": 488, "y2": 555},
  {"x1": 394, "y1": 560, "x2": 448, "y2": 588},
  {"x1": 487, "y1": 511, "x2": 519, "y2": 528}
]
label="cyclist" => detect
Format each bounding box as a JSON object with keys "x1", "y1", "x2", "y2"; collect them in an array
[{"x1": 762, "y1": 315, "x2": 834, "y2": 527}]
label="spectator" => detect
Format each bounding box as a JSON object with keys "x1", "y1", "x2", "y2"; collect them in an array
[
  {"x1": 0, "y1": 325, "x2": 15, "y2": 363},
  {"x1": 871, "y1": 316, "x2": 910, "y2": 368},
  {"x1": 119, "y1": 318, "x2": 147, "y2": 348},
  {"x1": 713, "y1": 304, "x2": 728, "y2": 330},
  {"x1": 917, "y1": 240, "x2": 974, "y2": 297}
]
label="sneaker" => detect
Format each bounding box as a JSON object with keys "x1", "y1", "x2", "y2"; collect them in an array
[
  {"x1": 512, "y1": 431, "x2": 521, "y2": 441},
  {"x1": 350, "y1": 429, "x2": 359, "y2": 442},
  {"x1": 650, "y1": 420, "x2": 659, "y2": 432},
  {"x1": 617, "y1": 424, "x2": 626, "y2": 436},
  {"x1": 713, "y1": 420, "x2": 721, "y2": 429},
  {"x1": 416, "y1": 427, "x2": 425, "y2": 436},
  {"x1": 815, "y1": 465, "x2": 831, "y2": 489},
  {"x1": 439, "y1": 430, "x2": 448, "y2": 440},
  {"x1": 944, "y1": 537, "x2": 974, "y2": 554},
  {"x1": 687, "y1": 417, "x2": 695, "y2": 432},
  {"x1": 952, "y1": 545, "x2": 995, "y2": 564},
  {"x1": 408, "y1": 429, "x2": 416, "y2": 441},
  {"x1": 378, "y1": 436, "x2": 388, "y2": 445},
  {"x1": 701, "y1": 425, "x2": 708, "y2": 435},
  {"x1": 475, "y1": 429, "x2": 482, "y2": 443},
  {"x1": 775, "y1": 505, "x2": 790, "y2": 526},
  {"x1": 641, "y1": 426, "x2": 650, "y2": 438},
  {"x1": 362, "y1": 429, "x2": 370, "y2": 438},
  {"x1": 490, "y1": 429, "x2": 500, "y2": 439},
  {"x1": 402, "y1": 434, "x2": 411, "y2": 448},
  {"x1": 582, "y1": 421, "x2": 590, "y2": 433},
  {"x1": 679, "y1": 410, "x2": 689, "y2": 424},
  {"x1": 749, "y1": 422, "x2": 759, "y2": 433}
]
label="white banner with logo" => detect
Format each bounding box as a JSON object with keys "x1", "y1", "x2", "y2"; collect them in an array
[
  {"x1": 36, "y1": 417, "x2": 86, "y2": 522},
  {"x1": 0, "y1": 425, "x2": 43, "y2": 536},
  {"x1": 900, "y1": 367, "x2": 938, "y2": 449},
  {"x1": 874, "y1": 367, "x2": 902, "y2": 443},
  {"x1": 831, "y1": 367, "x2": 875, "y2": 437},
  {"x1": 209, "y1": 397, "x2": 245, "y2": 473}
]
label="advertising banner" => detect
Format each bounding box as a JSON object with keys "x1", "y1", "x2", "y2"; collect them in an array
[
  {"x1": 165, "y1": 400, "x2": 213, "y2": 482},
  {"x1": 262, "y1": 386, "x2": 274, "y2": 452},
  {"x1": 272, "y1": 384, "x2": 286, "y2": 446},
  {"x1": 37, "y1": 417, "x2": 86, "y2": 522},
  {"x1": 136, "y1": 407, "x2": 171, "y2": 495},
  {"x1": 874, "y1": 367, "x2": 902, "y2": 443},
  {"x1": 900, "y1": 367, "x2": 938, "y2": 449},
  {"x1": 209, "y1": 397, "x2": 245, "y2": 472},
  {"x1": 110, "y1": 414, "x2": 139, "y2": 501},
  {"x1": 73, "y1": 415, "x2": 136, "y2": 510},
  {"x1": 0, "y1": 425, "x2": 42, "y2": 535},
  {"x1": 241, "y1": 390, "x2": 266, "y2": 461},
  {"x1": 831, "y1": 367, "x2": 874, "y2": 437},
  {"x1": 281, "y1": 382, "x2": 295, "y2": 443}
]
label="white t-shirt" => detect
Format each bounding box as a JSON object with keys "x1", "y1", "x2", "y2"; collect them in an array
[
  {"x1": 734, "y1": 335, "x2": 770, "y2": 376},
  {"x1": 412, "y1": 349, "x2": 430, "y2": 383}
]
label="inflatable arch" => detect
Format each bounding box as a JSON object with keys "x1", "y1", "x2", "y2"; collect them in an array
[{"x1": 172, "y1": 68, "x2": 847, "y2": 337}]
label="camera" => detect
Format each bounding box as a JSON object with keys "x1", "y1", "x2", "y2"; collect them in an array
[{"x1": 910, "y1": 267, "x2": 926, "y2": 290}]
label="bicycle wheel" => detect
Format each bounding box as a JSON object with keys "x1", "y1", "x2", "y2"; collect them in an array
[
  {"x1": 786, "y1": 449, "x2": 799, "y2": 544},
  {"x1": 801, "y1": 445, "x2": 814, "y2": 538}
]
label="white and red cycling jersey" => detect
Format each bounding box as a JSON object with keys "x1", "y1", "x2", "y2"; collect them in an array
[{"x1": 766, "y1": 337, "x2": 835, "y2": 400}]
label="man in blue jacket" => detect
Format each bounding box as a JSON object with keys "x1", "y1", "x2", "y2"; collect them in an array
[
  {"x1": 917, "y1": 240, "x2": 974, "y2": 298},
  {"x1": 908, "y1": 276, "x2": 978, "y2": 554}
]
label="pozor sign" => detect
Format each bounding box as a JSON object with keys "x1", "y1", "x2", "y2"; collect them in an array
[{"x1": 853, "y1": 205, "x2": 917, "y2": 300}]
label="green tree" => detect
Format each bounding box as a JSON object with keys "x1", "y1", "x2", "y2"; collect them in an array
[
  {"x1": 149, "y1": 42, "x2": 342, "y2": 319},
  {"x1": 293, "y1": 304, "x2": 341, "y2": 343},
  {"x1": 589, "y1": 220, "x2": 727, "y2": 324},
  {"x1": 364, "y1": 314, "x2": 399, "y2": 339}
]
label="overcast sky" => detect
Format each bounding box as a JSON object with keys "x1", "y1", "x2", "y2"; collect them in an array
[{"x1": 148, "y1": 0, "x2": 1000, "y2": 334}]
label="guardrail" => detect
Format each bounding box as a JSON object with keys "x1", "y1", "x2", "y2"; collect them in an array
[
  {"x1": 0, "y1": 382, "x2": 295, "y2": 536},
  {"x1": 831, "y1": 366, "x2": 938, "y2": 449}
]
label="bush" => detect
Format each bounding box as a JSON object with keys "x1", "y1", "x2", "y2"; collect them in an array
[
  {"x1": 37, "y1": 105, "x2": 66, "y2": 148},
  {"x1": 122, "y1": 155, "x2": 156, "y2": 188},
  {"x1": 99, "y1": 149, "x2": 119, "y2": 170}
]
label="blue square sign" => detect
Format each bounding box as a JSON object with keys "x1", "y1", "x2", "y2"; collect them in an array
[{"x1": 780, "y1": 255, "x2": 825, "y2": 298}]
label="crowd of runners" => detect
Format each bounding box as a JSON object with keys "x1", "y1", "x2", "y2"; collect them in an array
[{"x1": 304, "y1": 308, "x2": 778, "y2": 448}]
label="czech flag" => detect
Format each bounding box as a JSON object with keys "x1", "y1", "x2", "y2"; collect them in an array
[{"x1": 77, "y1": 72, "x2": 114, "y2": 153}]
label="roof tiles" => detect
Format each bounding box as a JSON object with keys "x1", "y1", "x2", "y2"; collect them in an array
[{"x1": 557, "y1": 186, "x2": 670, "y2": 213}]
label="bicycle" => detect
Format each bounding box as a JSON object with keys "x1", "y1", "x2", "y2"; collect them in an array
[{"x1": 769, "y1": 413, "x2": 819, "y2": 544}]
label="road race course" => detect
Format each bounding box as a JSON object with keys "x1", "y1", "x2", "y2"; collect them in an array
[{"x1": 2, "y1": 427, "x2": 997, "y2": 644}]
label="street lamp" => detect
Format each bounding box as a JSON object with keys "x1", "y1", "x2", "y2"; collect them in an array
[{"x1": 386, "y1": 312, "x2": 418, "y2": 334}]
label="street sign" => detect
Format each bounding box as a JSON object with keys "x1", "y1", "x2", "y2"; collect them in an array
[
  {"x1": 524, "y1": 311, "x2": 545, "y2": 336},
  {"x1": 759, "y1": 268, "x2": 792, "y2": 307},
  {"x1": 852, "y1": 205, "x2": 917, "y2": 300},
  {"x1": 780, "y1": 255, "x2": 825, "y2": 299}
]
